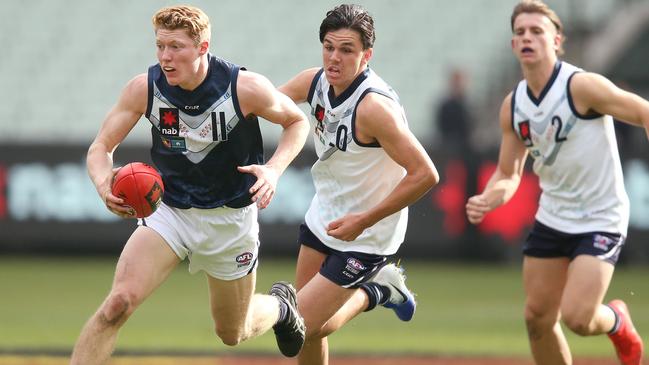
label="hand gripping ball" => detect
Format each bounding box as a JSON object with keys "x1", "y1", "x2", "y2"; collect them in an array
[{"x1": 111, "y1": 162, "x2": 164, "y2": 218}]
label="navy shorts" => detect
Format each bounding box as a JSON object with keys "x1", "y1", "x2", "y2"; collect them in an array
[
  {"x1": 523, "y1": 220, "x2": 625, "y2": 265},
  {"x1": 298, "y1": 223, "x2": 387, "y2": 288}
]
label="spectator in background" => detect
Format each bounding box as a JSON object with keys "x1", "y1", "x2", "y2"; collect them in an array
[
  {"x1": 466, "y1": 1, "x2": 647, "y2": 364},
  {"x1": 435, "y1": 68, "x2": 474, "y2": 155},
  {"x1": 433, "y1": 69, "x2": 483, "y2": 257}
]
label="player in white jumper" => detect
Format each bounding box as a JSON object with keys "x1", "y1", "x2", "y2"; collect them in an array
[
  {"x1": 465, "y1": 1, "x2": 647, "y2": 364},
  {"x1": 279, "y1": 4, "x2": 438, "y2": 365}
]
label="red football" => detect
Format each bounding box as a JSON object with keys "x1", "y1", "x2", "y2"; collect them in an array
[{"x1": 111, "y1": 162, "x2": 164, "y2": 218}]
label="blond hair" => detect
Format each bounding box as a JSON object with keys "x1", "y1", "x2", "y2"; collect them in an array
[
  {"x1": 511, "y1": 0, "x2": 565, "y2": 55},
  {"x1": 152, "y1": 5, "x2": 211, "y2": 45}
]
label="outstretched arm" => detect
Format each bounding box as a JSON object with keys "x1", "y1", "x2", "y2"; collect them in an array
[
  {"x1": 571, "y1": 72, "x2": 649, "y2": 139},
  {"x1": 87, "y1": 74, "x2": 148, "y2": 218},
  {"x1": 466, "y1": 93, "x2": 529, "y2": 225},
  {"x1": 237, "y1": 70, "x2": 310, "y2": 209},
  {"x1": 326, "y1": 93, "x2": 439, "y2": 241}
]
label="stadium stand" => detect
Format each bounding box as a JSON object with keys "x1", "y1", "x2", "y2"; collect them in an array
[{"x1": 0, "y1": 0, "x2": 644, "y2": 145}]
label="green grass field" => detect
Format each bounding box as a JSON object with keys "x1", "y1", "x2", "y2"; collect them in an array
[{"x1": 0, "y1": 256, "x2": 647, "y2": 358}]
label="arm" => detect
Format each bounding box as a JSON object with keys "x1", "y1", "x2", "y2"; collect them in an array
[
  {"x1": 278, "y1": 67, "x2": 320, "y2": 104},
  {"x1": 87, "y1": 74, "x2": 148, "y2": 218},
  {"x1": 236, "y1": 70, "x2": 310, "y2": 209},
  {"x1": 571, "y1": 72, "x2": 649, "y2": 139},
  {"x1": 465, "y1": 93, "x2": 529, "y2": 225},
  {"x1": 327, "y1": 93, "x2": 440, "y2": 241}
]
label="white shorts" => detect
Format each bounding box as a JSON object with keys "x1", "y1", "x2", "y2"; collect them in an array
[{"x1": 138, "y1": 202, "x2": 259, "y2": 280}]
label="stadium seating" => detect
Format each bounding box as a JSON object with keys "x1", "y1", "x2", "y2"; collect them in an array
[{"x1": 0, "y1": 0, "x2": 638, "y2": 145}]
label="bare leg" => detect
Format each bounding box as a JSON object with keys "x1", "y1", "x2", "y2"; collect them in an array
[
  {"x1": 70, "y1": 226, "x2": 180, "y2": 365},
  {"x1": 523, "y1": 256, "x2": 572, "y2": 365},
  {"x1": 295, "y1": 245, "x2": 329, "y2": 365},
  {"x1": 206, "y1": 270, "x2": 280, "y2": 346},
  {"x1": 295, "y1": 245, "x2": 370, "y2": 365},
  {"x1": 560, "y1": 255, "x2": 615, "y2": 336}
]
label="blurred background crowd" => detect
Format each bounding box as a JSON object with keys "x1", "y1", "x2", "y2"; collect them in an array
[{"x1": 1, "y1": 0, "x2": 648, "y2": 263}]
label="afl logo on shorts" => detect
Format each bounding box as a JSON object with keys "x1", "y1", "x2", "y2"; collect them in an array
[
  {"x1": 345, "y1": 258, "x2": 366, "y2": 274},
  {"x1": 236, "y1": 252, "x2": 254, "y2": 267},
  {"x1": 593, "y1": 234, "x2": 613, "y2": 251}
]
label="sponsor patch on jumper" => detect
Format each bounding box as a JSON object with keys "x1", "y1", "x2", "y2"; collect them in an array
[
  {"x1": 159, "y1": 108, "x2": 180, "y2": 136},
  {"x1": 518, "y1": 120, "x2": 533, "y2": 147},
  {"x1": 160, "y1": 136, "x2": 186, "y2": 151},
  {"x1": 314, "y1": 104, "x2": 325, "y2": 122}
]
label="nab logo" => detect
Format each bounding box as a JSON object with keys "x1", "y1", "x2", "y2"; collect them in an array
[
  {"x1": 314, "y1": 104, "x2": 325, "y2": 122},
  {"x1": 518, "y1": 120, "x2": 533, "y2": 147},
  {"x1": 160, "y1": 108, "x2": 179, "y2": 136},
  {"x1": 314, "y1": 104, "x2": 325, "y2": 134}
]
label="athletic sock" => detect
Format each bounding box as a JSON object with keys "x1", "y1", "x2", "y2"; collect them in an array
[
  {"x1": 275, "y1": 298, "x2": 288, "y2": 326},
  {"x1": 360, "y1": 282, "x2": 391, "y2": 311},
  {"x1": 606, "y1": 304, "x2": 621, "y2": 334}
]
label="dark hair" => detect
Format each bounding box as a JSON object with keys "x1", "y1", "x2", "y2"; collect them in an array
[
  {"x1": 319, "y1": 4, "x2": 375, "y2": 49},
  {"x1": 511, "y1": 0, "x2": 565, "y2": 55}
]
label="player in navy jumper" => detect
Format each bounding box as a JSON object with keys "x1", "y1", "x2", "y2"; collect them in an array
[{"x1": 71, "y1": 6, "x2": 309, "y2": 364}]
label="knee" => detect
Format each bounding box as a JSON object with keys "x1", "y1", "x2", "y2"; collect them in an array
[
  {"x1": 524, "y1": 304, "x2": 558, "y2": 339},
  {"x1": 561, "y1": 310, "x2": 593, "y2": 336},
  {"x1": 215, "y1": 327, "x2": 244, "y2": 346},
  {"x1": 305, "y1": 326, "x2": 325, "y2": 341},
  {"x1": 99, "y1": 291, "x2": 137, "y2": 326},
  {"x1": 303, "y1": 317, "x2": 326, "y2": 340}
]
